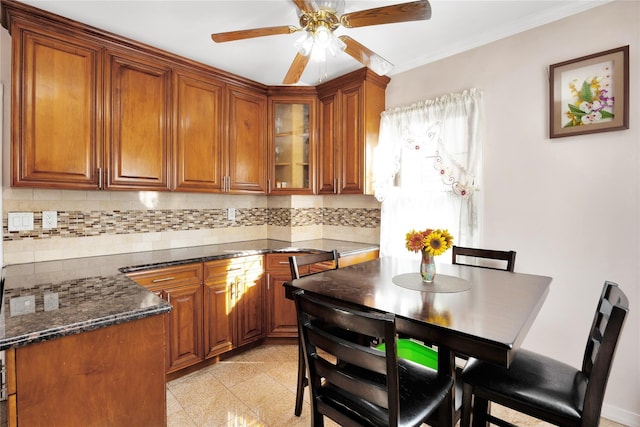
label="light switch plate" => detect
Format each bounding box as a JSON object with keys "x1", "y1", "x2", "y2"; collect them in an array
[
  {"x1": 8, "y1": 212, "x2": 34, "y2": 232},
  {"x1": 10, "y1": 295, "x2": 36, "y2": 316}
]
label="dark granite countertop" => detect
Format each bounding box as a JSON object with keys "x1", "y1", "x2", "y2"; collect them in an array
[{"x1": 0, "y1": 239, "x2": 378, "y2": 351}]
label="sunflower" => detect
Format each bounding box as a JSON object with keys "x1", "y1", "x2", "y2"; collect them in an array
[
  {"x1": 405, "y1": 229, "x2": 430, "y2": 252},
  {"x1": 423, "y1": 230, "x2": 448, "y2": 256},
  {"x1": 440, "y1": 229, "x2": 454, "y2": 248},
  {"x1": 405, "y1": 228, "x2": 454, "y2": 255}
]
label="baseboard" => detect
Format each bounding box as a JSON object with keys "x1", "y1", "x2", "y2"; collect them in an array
[{"x1": 602, "y1": 402, "x2": 640, "y2": 427}]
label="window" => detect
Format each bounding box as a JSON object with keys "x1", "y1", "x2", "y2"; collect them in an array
[{"x1": 373, "y1": 89, "x2": 483, "y2": 258}]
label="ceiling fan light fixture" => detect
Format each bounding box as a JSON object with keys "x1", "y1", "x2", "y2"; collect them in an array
[
  {"x1": 316, "y1": 0, "x2": 345, "y2": 16},
  {"x1": 295, "y1": 31, "x2": 314, "y2": 56},
  {"x1": 309, "y1": 28, "x2": 345, "y2": 62}
]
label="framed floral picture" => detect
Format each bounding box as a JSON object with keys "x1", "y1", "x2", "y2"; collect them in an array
[{"x1": 549, "y1": 45, "x2": 629, "y2": 138}]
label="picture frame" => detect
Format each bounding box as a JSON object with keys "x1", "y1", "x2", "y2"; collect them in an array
[{"x1": 549, "y1": 45, "x2": 629, "y2": 138}]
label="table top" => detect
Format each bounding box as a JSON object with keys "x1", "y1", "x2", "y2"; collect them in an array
[{"x1": 285, "y1": 256, "x2": 552, "y2": 367}]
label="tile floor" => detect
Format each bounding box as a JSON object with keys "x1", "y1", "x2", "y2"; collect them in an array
[{"x1": 166, "y1": 344, "x2": 627, "y2": 427}]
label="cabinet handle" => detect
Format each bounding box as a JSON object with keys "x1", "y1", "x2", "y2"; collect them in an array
[
  {"x1": 227, "y1": 267, "x2": 242, "y2": 272},
  {"x1": 267, "y1": 178, "x2": 271, "y2": 194},
  {"x1": 98, "y1": 168, "x2": 103, "y2": 189},
  {"x1": 214, "y1": 290, "x2": 225, "y2": 295},
  {"x1": 151, "y1": 276, "x2": 176, "y2": 283},
  {"x1": 279, "y1": 261, "x2": 289, "y2": 265}
]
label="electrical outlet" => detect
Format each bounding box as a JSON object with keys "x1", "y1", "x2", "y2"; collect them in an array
[
  {"x1": 42, "y1": 211, "x2": 58, "y2": 229},
  {"x1": 10, "y1": 295, "x2": 36, "y2": 316},
  {"x1": 44, "y1": 292, "x2": 59, "y2": 311},
  {"x1": 228, "y1": 208, "x2": 236, "y2": 221}
]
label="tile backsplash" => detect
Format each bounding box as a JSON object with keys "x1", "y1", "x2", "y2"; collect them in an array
[{"x1": 2, "y1": 190, "x2": 380, "y2": 264}]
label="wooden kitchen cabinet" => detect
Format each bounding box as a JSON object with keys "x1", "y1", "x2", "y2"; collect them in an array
[
  {"x1": 268, "y1": 89, "x2": 317, "y2": 194},
  {"x1": 265, "y1": 252, "x2": 309, "y2": 338},
  {"x1": 225, "y1": 85, "x2": 268, "y2": 193},
  {"x1": 173, "y1": 69, "x2": 225, "y2": 192},
  {"x1": 317, "y1": 68, "x2": 389, "y2": 195},
  {"x1": 127, "y1": 263, "x2": 204, "y2": 373},
  {"x1": 9, "y1": 20, "x2": 103, "y2": 190},
  {"x1": 266, "y1": 249, "x2": 380, "y2": 339},
  {"x1": 104, "y1": 47, "x2": 172, "y2": 191},
  {"x1": 203, "y1": 255, "x2": 266, "y2": 357},
  {"x1": 7, "y1": 315, "x2": 166, "y2": 426}
]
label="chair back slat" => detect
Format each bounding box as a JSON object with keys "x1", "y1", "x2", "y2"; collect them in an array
[
  {"x1": 295, "y1": 290, "x2": 401, "y2": 425},
  {"x1": 581, "y1": 281, "x2": 629, "y2": 426},
  {"x1": 289, "y1": 250, "x2": 339, "y2": 279},
  {"x1": 452, "y1": 245, "x2": 516, "y2": 272}
]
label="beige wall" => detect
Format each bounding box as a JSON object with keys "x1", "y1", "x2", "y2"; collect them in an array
[{"x1": 386, "y1": 1, "x2": 639, "y2": 424}]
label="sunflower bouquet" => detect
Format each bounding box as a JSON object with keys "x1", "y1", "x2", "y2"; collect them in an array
[{"x1": 405, "y1": 228, "x2": 454, "y2": 256}]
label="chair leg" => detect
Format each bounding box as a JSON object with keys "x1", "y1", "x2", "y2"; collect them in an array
[
  {"x1": 472, "y1": 396, "x2": 490, "y2": 427},
  {"x1": 461, "y1": 382, "x2": 473, "y2": 427},
  {"x1": 294, "y1": 341, "x2": 306, "y2": 416}
]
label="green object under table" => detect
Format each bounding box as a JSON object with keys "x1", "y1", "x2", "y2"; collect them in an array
[{"x1": 377, "y1": 339, "x2": 438, "y2": 370}]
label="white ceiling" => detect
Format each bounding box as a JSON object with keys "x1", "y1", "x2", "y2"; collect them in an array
[{"x1": 19, "y1": 0, "x2": 609, "y2": 86}]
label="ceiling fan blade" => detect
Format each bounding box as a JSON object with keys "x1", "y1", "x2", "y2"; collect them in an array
[
  {"x1": 340, "y1": 0, "x2": 431, "y2": 28},
  {"x1": 211, "y1": 25, "x2": 297, "y2": 43},
  {"x1": 292, "y1": 0, "x2": 318, "y2": 14},
  {"x1": 283, "y1": 52, "x2": 311, "y2": 84},
  {"x1": 339, "y1": 35, "x2": 394, "y2": 76}
]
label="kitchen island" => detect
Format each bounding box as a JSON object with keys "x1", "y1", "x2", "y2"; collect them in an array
[{"x1": 0, "y1": 239, "x2": 377, "y2": 426}]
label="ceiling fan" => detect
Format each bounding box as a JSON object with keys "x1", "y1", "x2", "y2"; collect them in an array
[{"x1": 211, "y1": 0, "x2": 432, "y2": 85}]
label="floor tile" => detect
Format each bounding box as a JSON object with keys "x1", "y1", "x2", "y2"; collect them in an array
[{"x1": 167, "y1": 344, "x2": 627, "y2": 427}]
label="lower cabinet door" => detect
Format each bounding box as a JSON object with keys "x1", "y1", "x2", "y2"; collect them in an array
[
  {"x1": 237, "y1": 275, "x2": 266, "y2": 346},
  {"x1": 203, "y1": 280, "x2": 235, "y2": 358},
  {"x1": 267, "y1": 271, "x2": 298, "y2": 338},
  {"x1": 164, "y1": 283, "x2": 204, "y2": 373}
]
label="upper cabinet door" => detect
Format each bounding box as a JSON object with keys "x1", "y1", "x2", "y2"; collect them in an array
[
  {"x1": 173, "y1": 70, "x2": 224, "y2": 192},
  {"x1": 11, "y1": 24, "x2": 103, "y2": 189},
  {"x1": 269, "y1": 95, "x2": 316, "y2": 195},
  {"x1": 226, "y1": 85, "x2": 267, "y2": 194},
  {"x1": 317, "y1": 92, "x2": 338, "y2": 194},
  {"x1": 317, "y1": 69, "x2": 389, "y2": 195},
  {"x1": 105, "y1": 49, "x2": 172, "y2": 191},
  {"x1": 338, "y1": 82, "x2": 364, "y2": 194}
]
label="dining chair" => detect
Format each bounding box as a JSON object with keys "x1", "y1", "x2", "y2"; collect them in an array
[
  {"x1": 289, "y1": 251, "x2": 441, "y2": 417},
  {"x1": 294, "y1": 289, "x2": 453, "y2": 427},
  {"x1": 451, "y1": 246, "x2": 516, "y2": 272},
  {"x1": 289, "y1": 250, "x2": 340, "y2": 416},
  {"x1": 289, "y1": 249, "x2": 340, "y2": 280},
  {"x1": 460, "y1": 281, "x2": 629, "y2": 427}
]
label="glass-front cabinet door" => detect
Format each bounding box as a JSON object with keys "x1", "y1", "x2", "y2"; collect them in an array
[{"x1": 269, "y1": 96, "x2": 316, "y2": 194}]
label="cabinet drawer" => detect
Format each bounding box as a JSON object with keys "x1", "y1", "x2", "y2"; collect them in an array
[
  {"x1": 127, "y1": 263, "x2": 203, "y2": 290},
  {"x1": 204, "y1": 256, "x2": 264, "y2": 281},
  {"x1": 265, "y1": 252, "x2": 309, "y2": 272}
]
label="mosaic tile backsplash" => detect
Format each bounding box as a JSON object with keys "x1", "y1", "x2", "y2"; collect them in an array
[{"x1": 3, "y1": 207, "x2": 380, "y2": 241}]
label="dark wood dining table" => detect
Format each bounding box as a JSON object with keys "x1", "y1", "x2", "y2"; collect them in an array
[{"x1": 284, "y1": 256, "x2": 552, "y2": 427}]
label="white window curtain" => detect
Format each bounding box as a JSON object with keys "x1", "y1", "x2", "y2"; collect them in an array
[{"x1": 373, "y1": 88, "x2": 483, "y2": 259}]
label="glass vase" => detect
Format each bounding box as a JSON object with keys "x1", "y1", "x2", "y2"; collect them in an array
[{"x1": 420, "y1": 250, "x2": 436, "y2": 283}]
